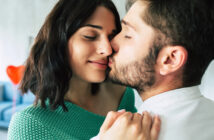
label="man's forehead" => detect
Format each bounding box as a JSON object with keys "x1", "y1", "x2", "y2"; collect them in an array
[
  {"x1": 127, "y1": 0, "x2": 147, "y2": 15},
  {"x1": 123, "y1": 1, "x2": 147, "y2": 31}
]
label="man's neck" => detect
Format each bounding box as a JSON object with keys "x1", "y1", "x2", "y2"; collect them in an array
[{"x1": 140, "y1": 78, "x2": 183, "y2": 101}]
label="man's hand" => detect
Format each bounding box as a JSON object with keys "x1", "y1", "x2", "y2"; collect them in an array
[{"x1": 99, "y1": 111, "x2": 161, "y2": 140}]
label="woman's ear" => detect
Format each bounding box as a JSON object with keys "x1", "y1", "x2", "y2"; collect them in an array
[{"x1": 156, "y1": 46, "x2": 188, "y2": 75}]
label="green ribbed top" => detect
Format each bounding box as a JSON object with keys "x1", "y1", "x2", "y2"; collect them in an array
[{"x1": 8, "y1": 87, "x2": 137, "y2": 140}]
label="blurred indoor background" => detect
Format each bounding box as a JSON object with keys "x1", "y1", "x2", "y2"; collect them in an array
[{"x1": 0, "y1": 0, "x2": 213, "y2": 139}]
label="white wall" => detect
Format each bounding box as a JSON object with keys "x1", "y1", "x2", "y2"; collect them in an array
[
  {"x1": 112, "y1": 0, "x2": 127, "y2": 18},
  {"x1": 200, "y1": 61, "x2": 214, "y2": 100},
  {"x1": 0, "y1": 0, "x2": 57, "y2": 81},
  {"x1": 0, "y1": 0, "x2": 213, "y2": 101}
]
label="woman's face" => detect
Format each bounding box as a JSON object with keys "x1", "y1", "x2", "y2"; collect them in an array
[{"x1": 68, "y1": 6, "x2": 117, "y2": 83}]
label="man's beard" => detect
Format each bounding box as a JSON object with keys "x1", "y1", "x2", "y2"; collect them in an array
[{"x1": 108, "y1": 46, "x2": 159, "y2": 93}]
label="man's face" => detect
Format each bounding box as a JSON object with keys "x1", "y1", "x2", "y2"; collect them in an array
[{"x1": 108, "y1": 1, "x2": 157, "y2": 92}]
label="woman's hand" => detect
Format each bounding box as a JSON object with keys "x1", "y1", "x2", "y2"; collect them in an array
[{"x1": 99, "y1": 111, "x2": 161, "y2": 140}]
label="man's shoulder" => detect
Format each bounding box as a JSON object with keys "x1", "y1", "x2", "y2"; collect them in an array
[
  {"x1": 197, "y1": 95, "x2": 214, "y2": 108},
  {"x1": 157, "y1": 96, "x2": 214, "y2": 140}
]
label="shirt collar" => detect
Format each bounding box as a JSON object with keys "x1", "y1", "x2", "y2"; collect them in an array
[{"x1": 138, "y1": 86, "x2": 202, "y2": 112}]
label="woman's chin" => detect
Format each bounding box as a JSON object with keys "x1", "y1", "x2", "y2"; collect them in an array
[
  {"x1": 87, "y1": 75, "x2": 106, "y2": 83},
  {"x1": 90, "y1": 78, "x2": 106, "y2": 83}
]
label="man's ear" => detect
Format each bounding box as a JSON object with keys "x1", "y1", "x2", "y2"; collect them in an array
[{"x1": 156, "y1": 46, "x2": 188, "y2": 75}]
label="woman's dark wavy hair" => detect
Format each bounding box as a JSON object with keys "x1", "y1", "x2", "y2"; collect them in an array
[{"x1": 20, "y1": 0, "x2": 121, "y2": 111}]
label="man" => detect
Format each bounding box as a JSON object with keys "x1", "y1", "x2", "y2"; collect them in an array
[{"x1": 97, "y1": 0, "x2": 214, "y2": 139}]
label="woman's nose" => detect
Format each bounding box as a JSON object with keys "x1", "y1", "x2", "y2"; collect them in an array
[{"x1": 97, "y1": 38, "x2": 112, "y2": 56}]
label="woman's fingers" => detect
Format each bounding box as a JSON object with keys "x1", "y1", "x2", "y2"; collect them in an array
[
  {"x1": 131, "y1": 113, "x2": 143, "y2": 134},
  {"x1": 100, "y1": 110, "x2": 126, "y2": 133},
  {"x1": 140, "y1": 111, "x2": 161, "y2": 140},
  {"x1": 99, "y1": 111, "x2": 161, "y2": 140},
  {"x1": 113, "y1": 112, "x2": 133, "y2": 127},
  {"x1": 142, "y1": 111, "x2": 152, "y2": 133},
  {"x1": 150, "y1": 115, "x2": 161, "y2": 140}
]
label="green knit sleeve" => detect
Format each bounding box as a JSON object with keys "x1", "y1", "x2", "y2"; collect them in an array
[
  {"x1": 8, "y1": 112, "x2": 54, "y2": 140},
  {"x1": 118, "y1": 87, "x2": 137, "y2": 113}
]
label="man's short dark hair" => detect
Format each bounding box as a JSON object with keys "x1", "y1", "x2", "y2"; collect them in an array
[{"x1": 127, "y1": 0, "x2": 214, "y2": 87}]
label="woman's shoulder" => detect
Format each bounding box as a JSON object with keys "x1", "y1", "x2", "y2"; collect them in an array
[
  {"x1": 9, "y1": 105, "x2": 43, "y2": 124},
  {"x1": 124, "y1": 87, "x2": 135, "y2": 100},
  {"x1": 11, "y1": 104, "x2": 50, "y2": 119},
  {"x1": 8, "y1": 105, "x2": 54, "y2": 140},
  {"x1": 7, "y1": 103, "x2": 85, "y2": 140},
  {"x1": 118, "y1": 87, "x2": 137, "y2": 112},
  {"x1": 8, "y1": 106, "x2": 44, "y2": 132}
]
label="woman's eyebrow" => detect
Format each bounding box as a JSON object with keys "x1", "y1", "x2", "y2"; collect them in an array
[{"x1": 83, "y1": 24, "x2": 103, "y2": 30}]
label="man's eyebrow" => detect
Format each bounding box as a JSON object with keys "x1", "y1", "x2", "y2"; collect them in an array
[
  {"x1": 83, "y1": 24, "x2": 103, "y2": 30},
  {"x1": 121, "y1": 19, "x2": 136, "y2": 30}
]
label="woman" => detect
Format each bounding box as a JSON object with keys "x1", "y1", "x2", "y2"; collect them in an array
[{"x1": 8, "y1": 0, "x2": 159, "y2": 139}]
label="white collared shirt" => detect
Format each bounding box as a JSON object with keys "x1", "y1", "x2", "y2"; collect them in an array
[{"x1": 138, "y1": 86, "x2": 214, "y2": 140}]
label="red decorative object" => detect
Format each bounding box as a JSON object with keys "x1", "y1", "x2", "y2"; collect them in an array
[{"x1": 6, "y1": 65, "x2": 25, "y2": 85}]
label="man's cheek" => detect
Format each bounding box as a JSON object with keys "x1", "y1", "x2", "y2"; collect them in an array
[{"x1": 122, "y1": 50, "x2": 136, "y2": 61}]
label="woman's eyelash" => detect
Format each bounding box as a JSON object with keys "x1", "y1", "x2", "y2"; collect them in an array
[{"x1": 83, "y1": 35, "x2": 97, "y2": 40}]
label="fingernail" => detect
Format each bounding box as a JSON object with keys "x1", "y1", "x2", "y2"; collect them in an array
[
  {"x1": 142, "y1": 111, "x2": 148, "y2": 115},
  {"x1": 155, "y1": 115, "x2": 160, "y2": 120},
  {"x1": 118, "y1": 109, "x2": 126, "y2": 112}
]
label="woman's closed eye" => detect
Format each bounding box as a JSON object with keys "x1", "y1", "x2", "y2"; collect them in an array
[
  {"x1": 83, "y1": 35, "x2": 97, "y2": 40},
  {"x1": 81, "y1": 29, "x2": 98, "y2": 41}
]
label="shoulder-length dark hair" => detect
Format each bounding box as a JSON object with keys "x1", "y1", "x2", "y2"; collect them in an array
[{"x1": 20, "y1": 0, "x2": 121, "y2": 111}]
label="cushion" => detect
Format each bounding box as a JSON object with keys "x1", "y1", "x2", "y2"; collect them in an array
[
  {"x1": 0, "y1": 121, "x2": 10, "y2": 129},
  {"x1": 3, "y1": 104, "x2": 33, "y2": 122},
  {"x1": 0, "y1": 102, "x2": 13, "y2": 120},
  {"x1": 1, "y1": 81, "x2": 13, "y2": 100},
  {"x1": 0, "y1": 84, "x2": 3, "y2": 101},
  {"x1": 0, "y1": 81, "x2": 22, "y2": 103}
]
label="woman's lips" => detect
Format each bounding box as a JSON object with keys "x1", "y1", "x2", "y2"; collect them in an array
[{"x1": 88, "y1": 60, "x2": 108, "y2": 69}]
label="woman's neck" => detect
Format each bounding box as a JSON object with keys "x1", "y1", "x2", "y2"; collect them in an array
[
  {"x1": 64, "y1": 77, "x2": 92, "y2": 105},
  {"x1": 64, "y1": 77, "x2": 126, "y2": 116}
]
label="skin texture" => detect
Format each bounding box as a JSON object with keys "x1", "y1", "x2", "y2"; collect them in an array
[
  {"x1": 109, "y1": 1, "x2": 157, "y2": 93},
  {"x1": 98, "y1": 1, "x2": 192, "y2": 139},
  {"x1": 66, "y1": 4, "x2": 161, "y2": 139},
  {"x1": 68, "y1": 6, "x2": 115, "y2": 83},
  {"x1": 64, "y1": 6, "x2": 126, "y2": 116},
  {"x1": 109, "y1": 1, "x2": 185, "y2": 100},
  {"x1": 99, "y1": 111, "x2": 161, "y2": 140}
]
